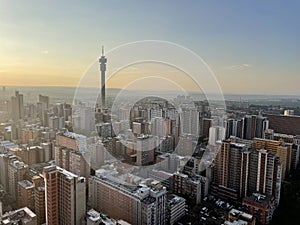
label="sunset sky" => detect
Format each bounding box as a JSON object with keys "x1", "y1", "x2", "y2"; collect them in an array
[{"x1": 0, "y1": 0, "x2": 299, "y2": 94}]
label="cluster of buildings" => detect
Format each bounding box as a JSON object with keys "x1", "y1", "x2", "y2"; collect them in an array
[{"x1": 0, "y1": 52, "x2": 299, "y2": 225}]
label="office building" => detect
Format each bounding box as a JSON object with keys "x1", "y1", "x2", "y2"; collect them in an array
[{"x1": 11, "y1": 91, "x2": 24, "y2": 121}]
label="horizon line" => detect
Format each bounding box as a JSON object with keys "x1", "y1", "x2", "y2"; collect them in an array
[{"x1": 1, "y1": 85, "x2": 300, "y2": 97}]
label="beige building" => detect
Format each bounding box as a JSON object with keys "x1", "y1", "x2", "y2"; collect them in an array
[
  {"x1": 10, "y1": 146, "x2": 45, "y2": 165},
  {"x1": 54, "y1": 146, "x2": 90, "y2": 178},
  {"x1": 89, "y1": 169, "x2": 166, "y2": 225},
  {"x1": 8, "y1": 159, "x2": 28, "y2": 201},
  {"x1": 253, "y1": 138, "x2": 292, "y2": 180}
]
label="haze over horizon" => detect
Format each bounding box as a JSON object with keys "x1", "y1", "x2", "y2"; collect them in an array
[{"x1": 0, "y1": 0, "x2": 299, "y2": 94}]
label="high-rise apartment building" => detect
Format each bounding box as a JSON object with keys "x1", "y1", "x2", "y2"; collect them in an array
[
  {"x1": 55, "y1": 131, "x2": 90, "y2": 178},
  {"x1": 166, "y1": 195, "x2": 186, "y2": 225},
  {"x1": 248, "y1": 149, "x2": 282, "y2": 206},
  {"x1": 43, "y1": 165, "x2": 86, "y2": 225},
  {"x1": 17, "y1": 180, "x2": 35, "y2": 211},
  {"x1": 226, "y1": 115, "x2": 268, "y2": 140},
  {"x1": 180, "y1": 108, "x2": 199, "y2": 135},
  {"x1": 136, "y1": 135, "x2": 155, "y2": 166},
  {"x1": 89, "y1": 169, "x2": 166, "y2": 225},
  {"x1": 208, "y1": 126, "x2": 226, "y2": 146},
  {"x1": 8, "y1": 159, "x2": 28, "y2": 201},
  {"x1": 173, "y1": 172, "x2": 209, "y2": 204},
  {"x1": 212, "y1": 141, "x2": 250, "y2": 201},
  {"x1": 253, "y1": 138, "x2": 291, "y2": 180},
  {"x1": 10, "y1": 146, "x2": 46, "y2": 165},
  {"x1": 32, "y1": 175, "x2": 46, "y2": 225},
  {"x1": 0, "y1": 153, "x2": 17, "y2": 192},
  {"x1": 212, "y1": 140, "x2": 282, "y2": 206},
  {"x1": 242, "y1": 115, "x2": 269, "y2": 140}
]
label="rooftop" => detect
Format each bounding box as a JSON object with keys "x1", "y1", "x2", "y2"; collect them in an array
[
  {"x1": 18, "y1": 180, "x2": 34, "y2": 189},
  {"x1": 1, "y1": 207, "x2": 36, "y2": 224}
]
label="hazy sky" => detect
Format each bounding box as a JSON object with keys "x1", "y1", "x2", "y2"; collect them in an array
[{"x1": 0, "y1": 0, "x2": 299, "y2": 94}]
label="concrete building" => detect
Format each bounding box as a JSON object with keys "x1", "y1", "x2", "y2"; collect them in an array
[
  {"x1": 265, "y1": 114, "x2": 300, "y2": 136},
  {"x1": 32, "y1": 175, "x2": 46, "y2": 225},
  {"x1": 44, "y1": 165, "x2": 86, "y2": 225},
  {"x1": 96, "y1": 123, "x2": 112, "y2": 138},
  {"x1": 17, "y1": 180, "x2": 35, "y2": 211},
  {"x1": 166, "y1": 194, "x2": 185, "y2": 225},
  {"x1": 89, "y1": 168, "x2": 166, "y2": 225},
  {"x1": 247, "y1": 149, "x2": 281, "y2": 206},
  {"x1": 212, "y1": 141, "x2": 250, "y2": 201},
  {"x1": 208, "y1": 126, "x2": 226, "y2": 146},
  {"x1": 242, "y1": 115, "x2": 269, "y2": 140},
  {"x1": 10, "y1": 146, "x2": 46, "y2": 165},
  {"x1": 8, "y1": 159, "x2": 28, "y2": 201},
  {"x1": 173, "y1": 172, "x2": 208, "y2": 204},
  {"x1": 253, "y1": 138, "x2": 291, "y2": 180},
  {"x1": 0, "y1": 207, "x2": 37, "y2": 225},
  {"x1": 151, "y1": 117, "x2": 171, "y2": 137},
  {"x1": 86, "y1": 209, "x2": 132, "y2": 225},
  {"x1": 180, "y1": 108, "x2": 199, "y2": 135},
  {"x1": 0, "y1": 153, "x2": 17, "y2": 192},
  {"x1": 243, "y1": 194, "x2": 275, "y2": 225},
  {"x1": 11, "y1": 91, "x2": 24, "y2": 121},
  {"x1": 226, "y1": 208, "x2": 256, "y2": 225},
  {"x1": 136, "y1": 135, "x2": 155, "y2": 166}
]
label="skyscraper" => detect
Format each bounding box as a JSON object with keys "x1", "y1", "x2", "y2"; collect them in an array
[
  {"x1": 99, "y1": 46, "x2": 107, "y2": 108},
  {"x1": 11, "y1": 91, "x2": 24, "y2": 121},
  {"x1": 253, "y1": 138, "x2": 291, "y2": 180},
  {"x1": 212, "y1": 141, "x2": 250, "y2": 201},
  {"x1": 242, "y1": 115, "x2": 269, "y2": 140},
  {"x1": 43, "y1": 165, "x2": 86, "y2": 225},
  {"x1": 247, "y1": 149, "x2": 282, "y2": 206}
]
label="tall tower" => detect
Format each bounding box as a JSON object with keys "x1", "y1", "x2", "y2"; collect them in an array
[{"x1": 99, "y1": 46, "x2": 107, "y2": 108}]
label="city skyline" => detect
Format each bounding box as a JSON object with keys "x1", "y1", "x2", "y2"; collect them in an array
[
  {"x1": 1, "y1": 2, "x2": 300, "y2": 225},
  {"x1": 0, "y1": 1, "x2": 299, "y2": 94}
]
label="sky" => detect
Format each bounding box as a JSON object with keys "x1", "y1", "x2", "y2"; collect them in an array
[{"x1": 0, "y1": 0, "x2": 299, "y2": 95}]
